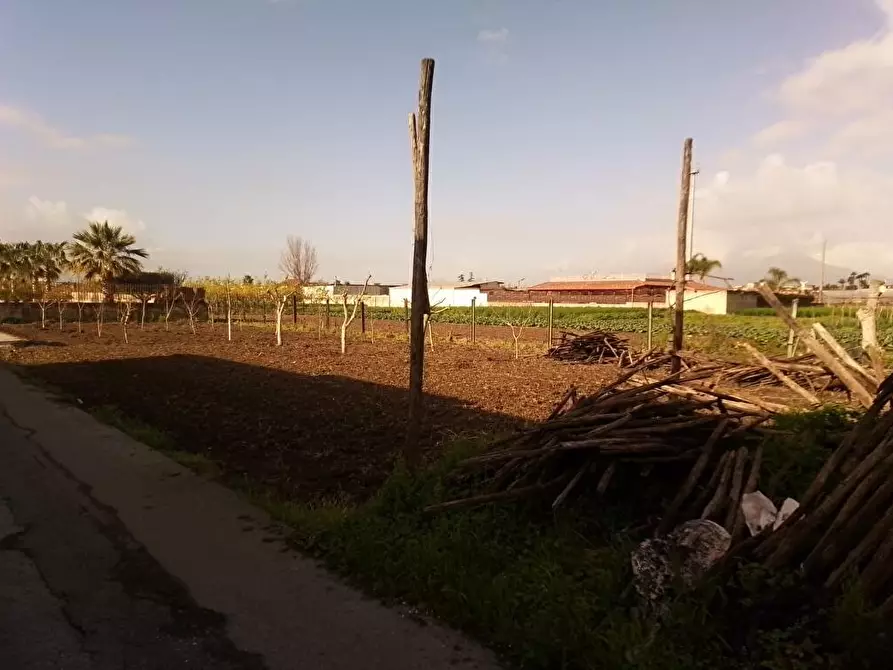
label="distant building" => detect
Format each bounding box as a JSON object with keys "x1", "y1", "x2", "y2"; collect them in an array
[
  {"x1": 487, "y1": 278, "x2": 766, "y2": 315},
  {"x1": 388, "y1": 281, "x2": 501, "y2": 308}
]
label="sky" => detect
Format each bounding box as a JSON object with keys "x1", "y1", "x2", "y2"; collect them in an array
[{"x1": 1, "y1": 0, "x2": 891, "y2": 285}]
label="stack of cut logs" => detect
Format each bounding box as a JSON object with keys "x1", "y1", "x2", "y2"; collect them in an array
[
  {"x1": 428, "y1": 356, "x2": 774, "y2": 524},
  {"x1": 735, "y1": 371, "x2": 893, "y2": 614},
  {"x1": 547, "y1": 330, "x2": 633, "y2": 366}
]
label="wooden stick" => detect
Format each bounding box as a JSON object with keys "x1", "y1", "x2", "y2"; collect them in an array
[
  {"x1": 701, "y1": 452, "x2": 735, "y2": 520},
  {"x1": 812, "y1": 323, "x2": 878, "y2": 391},
  {"x1": 740, "y1": 342, "x2": 820, "y2": 405},
  {"x1": 724, "y1": 447, "x2": 749, "y2": 531},
  {"x1": 595, "y1": 461, "x2": 616, "y2": 496},
  {"x1": 552, "y1": 460, "x2": 591, "y2": 510},
  {"x1": 756, "y1": 284, "x2": 873, "y2": 408},
  {"x1": 425, "y1": 474, "x2": 567, "y2": 513}
]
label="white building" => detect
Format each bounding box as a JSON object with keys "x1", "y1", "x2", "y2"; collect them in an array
[{"x1": 388, "y1": 281, "x2": 499, "y2": 308}]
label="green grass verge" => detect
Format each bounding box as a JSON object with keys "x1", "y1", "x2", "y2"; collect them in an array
[{"x1": 89, "y1": 405, "x2": 222, "y2": 478}]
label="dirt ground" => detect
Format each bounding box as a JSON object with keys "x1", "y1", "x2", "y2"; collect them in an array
[{"x1": 0, "y1": 322, "x2": 619, "y2": 500}]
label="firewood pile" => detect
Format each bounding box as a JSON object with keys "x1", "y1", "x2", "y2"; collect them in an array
[
  {"x1": 679, "y1": 352, "x2": 840, "y2": 392},
  {"x1": 547, "y1": 330, "x2": 634, "y2": 366},
  {"x1": 428, "y1": 357, "x2": 775, "y2": 522},
  {"x1": 735, "y1": 371, "x2": 893, "y2": 614}
]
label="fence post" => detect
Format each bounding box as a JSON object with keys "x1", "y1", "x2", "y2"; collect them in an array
[
  {"x1": 292, "y1": 294, "x2": 297, "y2": 324},
  {"x1": 325, "y1": 298, "x2": 330, "y2": 330},
  {"x1": 404, "y1": 298, "x2": 409, "y2": 334},
  {"x1": 647, "y1": 300, "x2": 654, "y2": 350},
  {"x1": 471, "y1": 296, "x2": 477, "y2": 343},
  {"x1": 786, "y1": 298, "x2": 799, "y2": 358},
  {"x1": 361, "y1": 301, "x2": 366, "y2": 334},
  {"x1": 547, "y1": 298, "x2": 554, "y2": 350}
]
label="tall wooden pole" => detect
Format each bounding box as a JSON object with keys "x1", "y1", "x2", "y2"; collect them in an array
[
  {"x1": 405, "y1": 58, "x2": 435, "y2": 469},
  {"x1": 671, "y1": 138, "x2": 693, "y2": 373}
]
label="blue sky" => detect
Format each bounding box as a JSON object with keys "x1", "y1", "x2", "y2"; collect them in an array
[{"x1": 1, "y1": 0, "x2": 891, "y2": 284}]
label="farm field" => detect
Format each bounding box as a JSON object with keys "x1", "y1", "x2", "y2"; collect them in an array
[{"x1": 0, "y1": 322, "x2": 617, "y2": 500}]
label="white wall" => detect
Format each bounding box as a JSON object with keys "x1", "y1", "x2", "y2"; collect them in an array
[
  {"x1": 667, "y1": 289, "x2": 729, "y2": 315},
  {"x1": 388, "y1": 286, "x2": 488, "y2": 308}
]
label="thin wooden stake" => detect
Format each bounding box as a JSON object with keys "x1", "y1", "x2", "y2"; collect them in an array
[
  {"x1": 471, "y1": 296, "x2": 477, "y2": 343},
  {"x1": 547, "y1": 298, "x2": 554, "y2": 350},
  {"x1": 647, "y1": 300, "x2": 654, "y2": 351}
]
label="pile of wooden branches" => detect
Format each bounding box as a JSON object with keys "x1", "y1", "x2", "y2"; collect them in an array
[
  {"x1": 547, "y1": 330, "x2": 633, "y2": 366},
  {"x1": 680, "y1": 352, "x2": 839, "y2": 392},
  {"x1": 733, "y1": 371, "x2": 893, "y2": 614},
  {"x1": 428, "y1": 357, "x2": 776, "y2": 519}
]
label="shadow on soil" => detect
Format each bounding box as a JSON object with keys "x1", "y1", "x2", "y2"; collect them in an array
[{"x1": 24, "y1": 353, "x2": 524, "y2": 500}]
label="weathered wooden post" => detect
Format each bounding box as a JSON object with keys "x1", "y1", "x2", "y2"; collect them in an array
[
  {"x1": 361, "y1": 301, "x2": 366, "y2": 334},
  {"x1": 405, "y1": 58, "x2": 435, "y2": 469},
  {"x1": 647, "y1": 300, "x2": 654, "y2": 351},
  {"x1": 786, "y1": 298, "x2": 799, "y2": 358},
  {"x1": 471, "y1": 296, "x2": 477, "y2": 343},
  {"x1": 547, "y1": 298, "x2": 554, "y2": 350},
  {"x1": 325, "y1": 298, "x2": 330, "y2": 330},
  {"x1": 404, "y1": 298, "x2": 410, "y2": 334},
  {"x1": 671, "y1": 138, "x2": 693, "y2": 373},
  {"x1": 292, "y1": 294, "x2": 298, "y2": 324}
]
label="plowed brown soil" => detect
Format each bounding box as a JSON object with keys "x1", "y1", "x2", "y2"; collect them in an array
[{"x1": 1, "y1": 323, "x2": 618, "y2": 500}]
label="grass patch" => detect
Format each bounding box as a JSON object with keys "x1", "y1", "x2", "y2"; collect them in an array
[{"x1": 89, "y1": 404, "x2": 222, "y2": 478}]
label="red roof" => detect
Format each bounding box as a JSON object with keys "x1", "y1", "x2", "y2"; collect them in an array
[{"x1": 527, "y1": 280, "x2": 723, "y2": 292}]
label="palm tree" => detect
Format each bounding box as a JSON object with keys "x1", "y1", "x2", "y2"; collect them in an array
[
  {"x1": 763, "y1": 266, "x2": 801, "y2": 291},
  {"x1": 685, "y1": 253, "x2": 722, "y2": 280},
  {"x1": 67, "y1": 221, "x2": 148, "y2": 302}
]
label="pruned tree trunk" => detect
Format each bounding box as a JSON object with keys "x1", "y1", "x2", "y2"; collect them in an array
[
  {"x1": 275, "y1": 301, "x2": 286, "y2": 346},
  {"x1": 96, "y1": 304, "x2": 104, "y2": 338},
  {"x1": 340, "y1": 275, "x2": 373, "y2": 355},
  {"x1": 140, "y1": 300, "x2": 148, "y2": 330}
]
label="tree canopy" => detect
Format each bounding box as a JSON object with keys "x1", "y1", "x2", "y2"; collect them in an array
[{"x1": 685, "y1": 253, "x2": 722, "y2": 280}]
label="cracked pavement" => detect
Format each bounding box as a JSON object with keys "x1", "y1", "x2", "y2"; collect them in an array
[{"x1": 0, "y1": 366, "x2": 499, "y2": 669}]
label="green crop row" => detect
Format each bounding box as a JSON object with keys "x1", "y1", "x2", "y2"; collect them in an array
[{"x1": 366, "y1": 305, "x2": 893, "y2": 349}]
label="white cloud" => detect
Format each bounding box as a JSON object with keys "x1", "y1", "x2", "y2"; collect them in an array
[
  {"x1": 695, "y1": 155, "x2": 893, "y2": 276},
  {"x1": 0, "y1": 104, "x2": 134, "y2": 150},
  {"x1": 477, "y1": 27, "x2": 508, "y2": 43},
  {"x1": 752, "y1": 119, "x2": 807, "y2": 147},
  {"x1": 701, "y1": 0, "x2": 893, "y2": 277},
  {"x1": 477, "y1": 27, "x2": 509, "y2": 64},
  {"x1": 83, "y1": 206, "x2": 146, "y2": 234},
  {"x1": 25, "y1": 196, "x2": 70, "y2": 227}
]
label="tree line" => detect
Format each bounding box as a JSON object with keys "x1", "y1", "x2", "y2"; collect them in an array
[{"x1": 0, "y1": 221, "x2": 148, "y2": 301}]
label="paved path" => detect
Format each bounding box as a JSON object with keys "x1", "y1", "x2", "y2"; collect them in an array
[
  {"x1": 0, "y1": 331, "x2": 23, "y2": 345},
  {"x1": 0, "y1": 367, "x2": 499, "y2": 670}
]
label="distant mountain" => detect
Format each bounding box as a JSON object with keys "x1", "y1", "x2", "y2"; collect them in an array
[{"x1": 722, "y1": 252, "x2": 875, "y2": 287}]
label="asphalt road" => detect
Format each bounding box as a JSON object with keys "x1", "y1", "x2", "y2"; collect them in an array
[{"x1": 0, "y1": 365, "x2": 499, "y2": 670}]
